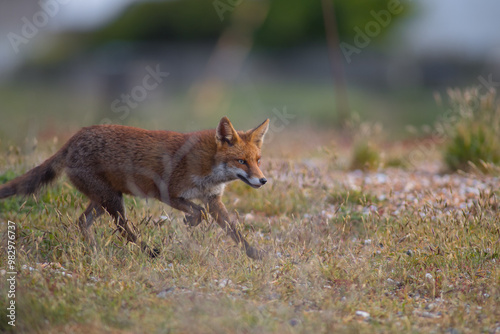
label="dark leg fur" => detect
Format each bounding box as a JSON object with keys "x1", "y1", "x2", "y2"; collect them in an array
[
  {"x1": 68, "y1": 171, "x2": 158, "y2": 258},
  {"x1": 168, "y1": 196, "x2": 263, "y2": 259},
  {"x1": 206, "y1": 196, "x2": 265, "y2": 260},
  {"x1": 168, "y1": 197, "x2": 208, "y2": 227},
  {"x1": 78, "y1": 201, "x2": 104, "y2": 247}
]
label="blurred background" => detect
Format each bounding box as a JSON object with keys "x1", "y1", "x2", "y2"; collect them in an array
[{"x1": 1, "y1": 0, "x2": 500, "y2": 150}]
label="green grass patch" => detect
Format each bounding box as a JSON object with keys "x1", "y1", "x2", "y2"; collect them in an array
[
  {"x1": 441, "y1": 88, "x2": 500, "y2": 172},
  {"x1": 350, "y1": 140, "x2": 381, "y2": 171}
]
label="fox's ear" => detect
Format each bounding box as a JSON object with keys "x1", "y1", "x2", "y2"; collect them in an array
[
  {"x1": 248, "y1": 119, "x2": 270, "y2": 148},
  {"x1": 216, "y1": 116, "x2": 239, "y2": 146}
]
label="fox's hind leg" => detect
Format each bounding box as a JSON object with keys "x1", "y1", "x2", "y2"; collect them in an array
[
  {"x1": 78, "y1": 201, "x2": 104, "y2": 246},
  {"x1": 101, "y1": 194, "x2": 159, "y2": 258},
  {"x1": 68, "y1": 171, "x2": 157, "y2": 257},
  {"x1": 101, "y1": 194, "x2": 135, "y2": 242}
]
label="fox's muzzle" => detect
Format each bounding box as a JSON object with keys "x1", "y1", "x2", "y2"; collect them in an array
[{"x1": 237, "y1": 174, "x2": 267, "y2": 189}]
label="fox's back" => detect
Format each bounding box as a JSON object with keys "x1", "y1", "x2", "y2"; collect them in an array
[
  {"x1": 64, "y1": 125, "x2": 216, "y2": 198},
  {"x1": 66, "y1": 125, "x2": 181, "y2": 168}
]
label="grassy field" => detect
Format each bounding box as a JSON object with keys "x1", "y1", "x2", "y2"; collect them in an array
[{"x1": 0, "y1": 127, "x2": 499, "y2": 333}]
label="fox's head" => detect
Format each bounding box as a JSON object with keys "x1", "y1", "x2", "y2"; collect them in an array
[{"x1": 215, "y1": 116, "x2": 270, "y2": 189}]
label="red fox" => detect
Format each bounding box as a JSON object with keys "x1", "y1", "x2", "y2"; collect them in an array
[{"x1": 0, "y1": 117, "x2": 269, "y2": 259}]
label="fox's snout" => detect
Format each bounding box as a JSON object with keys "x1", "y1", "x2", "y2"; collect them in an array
[
  {"x1": 245, "y1": 166, "x2": 268, "y2": 188},
  {"x1": 236, "y1": 171, "x2": 268, "y2": 189},
  {"x1": 251, "y1": 176, "x2": 268, "y2": 188}
]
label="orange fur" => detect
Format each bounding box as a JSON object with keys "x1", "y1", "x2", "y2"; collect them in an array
[{"x1": 0, "y1": 117, "x2": 270, "y2": 259}]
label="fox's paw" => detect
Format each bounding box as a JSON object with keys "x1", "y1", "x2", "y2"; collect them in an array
[
  {"x1": 140, "y1": 241, "x2": 161, "y2": 258},
  {"x1": 183, "y1": 213, "x2": 203, "y2": 227},
  {"x1": 245, "y1": 246, "x2": 267, "y2": 261},
  {"x1": 147, "y1": 247, "x2": 161, "y2": 258}
]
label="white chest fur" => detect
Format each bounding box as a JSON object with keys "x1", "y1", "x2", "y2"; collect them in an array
[
  {"x1": 180, "y1": 164, "x2": 234, "y2": 200},
  {"x1": 180, "y1": 184, "x2": 226, "y2": 200}
]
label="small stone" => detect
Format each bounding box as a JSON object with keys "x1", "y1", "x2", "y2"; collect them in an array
[
  {"x1": 268, "y1": 293, "x2": 280, "y2": 300},
  {"x1": 445, "y1": 328, "x2": 460, "y2": 334},
  {"x1": 157, "y1": 287, "x2": 175, "y2": 298},
  {"x1": 218, "y1": 279, "x2": 232, "y2": 288},
  {"x1": 387, "y1": 278, "x2": 400, "y2": 285},
  {"x1": 418, "y1": 311, "x2": 441, "y2": 319},
  {"x1": 245, "y1": 213, "x2": 255, "y2": 221},
  {"x1": 425, "y1": 303, "x2": 436, "y2": 310},
  {"x1": 355, "y1": 310, "x2": 370, "y2": 319}
]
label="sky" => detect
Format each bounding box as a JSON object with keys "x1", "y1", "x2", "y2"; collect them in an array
[
  {"x1": 51, "y1": 0, "x2": 135, "y2": 30},
  {"x1": 401, "y1": 0, "x2": 500, "y2": 59}
]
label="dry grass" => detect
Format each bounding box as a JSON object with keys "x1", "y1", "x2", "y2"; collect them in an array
[{"x1": 0, "y1": 133, "x2": 499, "y2": 334}]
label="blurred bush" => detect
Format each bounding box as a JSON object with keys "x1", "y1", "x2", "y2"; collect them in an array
[
  {"x1": 350, "y1": 140, "x2": 380, "y2": 171},
  {"x1": 442, "y1": 88, "x2": 500, "y2": 172},
  {"x1": 347, "y1": 114, "x2": 382, "y2": 171}
]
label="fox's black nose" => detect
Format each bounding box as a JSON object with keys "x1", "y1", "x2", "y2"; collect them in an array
[{"x1": 259, "y1": 178, "x2": 267, "y2": 185}]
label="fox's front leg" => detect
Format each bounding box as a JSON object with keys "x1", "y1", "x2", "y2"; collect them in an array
[
  {"x1": 168, "y1": 197, "x2": 207, "y2": 227},
  {"x1": 206, "y1": 195, "x2": 264, "y2": 260}
]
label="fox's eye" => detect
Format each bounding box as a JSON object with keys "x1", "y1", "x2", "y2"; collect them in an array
[
  {"x1": 237, "y1": 159, "x2": 246, "y2": 165},
  {"x1": 257, "y1": 158, "x2": 261, "y2": 165}
]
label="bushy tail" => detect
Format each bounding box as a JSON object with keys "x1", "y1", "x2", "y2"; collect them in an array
[{"x1": 0, "y1": 146, "x2": 68, "y2": 199}]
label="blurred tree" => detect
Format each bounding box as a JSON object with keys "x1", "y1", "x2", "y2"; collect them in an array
[
  {"x1": 256, "y1": 0, "x2": 412, "y2": 48},
  {"x1": 90, "y1": 0, "x2": 229, "y2": 44},
  {"x1": 88, "y1": 0, "x2": 411, "y2": 49},
  {"x1": 80, "y1": 0, "x2": 412, "y2": 124}
]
